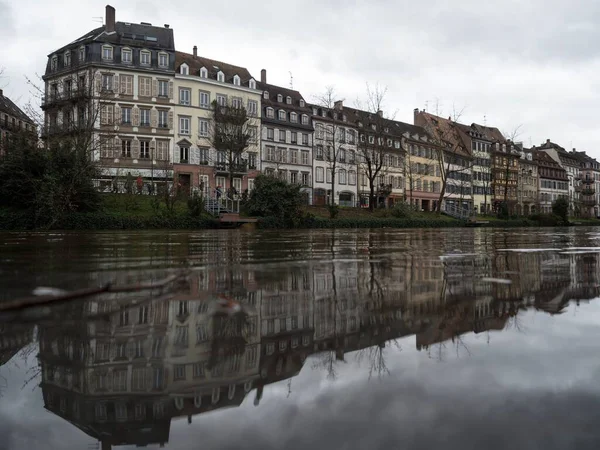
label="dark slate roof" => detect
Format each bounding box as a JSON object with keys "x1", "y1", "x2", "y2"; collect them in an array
[
  {"x1": 175, "y1": 52, "x2": 255, "y2": 87},
  {"x1": 538, "y1": 140, "x2": 566, "y2": 152},
  {"x1": 52, "y1": 22, "x2": 175, "y2": 55},
  {"x1": 414, "y1": 111, "x2": 472, "y2": 158},
  {"x1": 257, "y1": 81, "x2": 313, "y2": 130},
  {"x1": 0, "y1": 90, "x2": 35, "y2": 124}
]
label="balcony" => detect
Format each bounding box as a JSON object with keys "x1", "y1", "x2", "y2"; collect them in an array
[
  {"x1": 215, "y1": 161, "x2": 248, "y2": 174},
  {"x1": 41, "y1": 87, "x2": 90, "y2": 110},
  {"x1": 581, "y1": 177, "x2": 594, "y2": 185},
  {"x1": 581, "y1": 187, "x2": 596, "y2": 196}
]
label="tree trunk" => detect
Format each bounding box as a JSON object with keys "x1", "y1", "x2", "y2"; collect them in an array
[
  {"x1": 436, "y1": 179, "x2": 447, "y2": 213},
  {"x1": 369, "y1": 179, "x2": 375, "y2": 212}
]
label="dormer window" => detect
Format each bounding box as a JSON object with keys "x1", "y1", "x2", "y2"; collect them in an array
[
  {"x1": 200, "y1": 67, "x2": 208, "y2": 78},
  {"x1": 312, "y1": 107, "x2": 318, "y2": 115},
  {"x1": 51, "y1": 56, "x2": 58, "y2": 71},
  {"x1": 249, "y1": 78, "x2": 256, "y2": 89},
  {"x1": 217, "y1": 71, "x2": 225, "y2": 82},
  {"x1": 278, "y1": 110, "x2": 286, "y2": 121},
  {"x1": 277, "y1": 94, "x2": 283, "y2": 102},
  {"x1": 102, "y1": 45, "x2": 113, "y2": 61},
  {"x1": 140, "y1": 50, "x2": 151, "y2": 65},
  {"x1": 233, "y1": 75, "x2": 240, "y2": 86},
  {"x1": 266, "y1": 107, "x2": 274, "y2": 119},
  {"x1": 290, "y1": 112, "x2": 297, "y2": 123},
  {"x1": 263, "y1": 91, "x2": 269, "y2": 99},
  {"x1": 286, "y1": 96, "x2": 292, "y2": 104},
  {"x1": 180, "y1": 63, "x2": 189, "y2": 75},
  {"x1": 371, "y1": 124, "x2": 376, "y2": 130},
  {"x1": 343, "y1": 114, "x2": 347, "y2": 122},
  {"x1": 122, "y1": 48, "x2": 132, "y2": 64},
  {"x1": 158, "y1": 53, "x2": 168, "y2": 68},
  {"x1": 300, "y1": 99, "x2": 305, "y2": 107},
  {"x1": 64, "y1": 51, "x2": 71, "y2": 67},
  {"x1": 79, "y1": 46, "x2": 85, "y2": 62},
  {"x1": 302, "y1": 114, "x2": 309, "y2": 125}
]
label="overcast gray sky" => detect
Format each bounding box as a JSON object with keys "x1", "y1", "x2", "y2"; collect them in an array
[{"x1": 2, "y1": 0, "x2": 600, "y2": 156}]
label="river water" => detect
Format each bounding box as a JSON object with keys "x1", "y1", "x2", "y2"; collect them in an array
[{"x1": 1, "y1": 228, "x2": 600, "y2": 449}]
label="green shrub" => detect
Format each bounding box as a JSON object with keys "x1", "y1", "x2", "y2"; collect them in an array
[
  {"x1": 390, "y1": 201, "x2": 414, "y2": 218},
  {"x1": 552, "y1": 197, "x2": 569, "y2": 225},
  {"x1": 187, "y1": 192, "x2": 206, "y2": 218},
  {"x1": 245, "y1": 175, "x2": 304, "y2": 226},
  {"x1": 328, "y1": 204, "x2": 339, "y2": 219}
]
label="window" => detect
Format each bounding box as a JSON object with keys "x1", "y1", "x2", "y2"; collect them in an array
[
  {"x1": 349, "y1": 150, "x2": 355, "y2": 163},
  {"x1": 200, "y1": 67, "x2": 208, "y2": 78},
  {"x1": 266, "y1": 108, "x2": 274, "y2": 119},
  {"x1": 316, "y1": 145, "x2": 323, "y2": 159},
  {"x1": 64, "y1": 51, "x2": 71, "y2": 67},
  {"x1": 120, "y1": 74, "x2": 133, "y2": 95},
  {"x1": 278, "y1": 110, "x2": 286, "y2": 121},
  {"x1": 102, "y1": 45, "x2": 113, "y2": 61},
  {"x1": 179, "y1": 116, "x2": 190, "y2": 135},
  {"x1": 249, "y1": 79, "x2": 256, "y2": 89},
  {"x1": 121, "y1": 106, "x2": 132, "y2": 124},
  {"x1": 349, "y1": 170, "x2": 356, "y2": 185},
  {"x1": 140, "y1": 50, "x2": 151, "y2": 65},
  {"x1": 233, "y1": 75, "x2": 240, "y2": 86},
  {"x1": 316, "y1": 167, "x2": 324, "y2": 182},
  {"x1": 121, "y1": 139, "x2": 131, "y2": 158},
  {"x1": 174, "y1": 365, "x2": 186, "y2": 381},
  {"x1": 158, "y1": 53, "x2": 168, "y2": 67},
  {"x1": 79, "y1": 46, "x2": 85, "y2": 62},
  {"x1": 180, "y1": 64, "x2": 189, "y2": 75},
  {"x1": 217, "y1": 71, "x2": 225, "y2": 82},
  {"x1": 302, "y1": 172, "x2": 309, "y2": 185},
  {"x1": 196, "y1": 324, "x2": 209, "y2": 343},
  {"x1": 187, "y1": 119, "x2": 205, "y2": 140},
  {"x1": 290, "y1": 112, "x2": 297, "y2": 123},
  {"x1": 199, "y1": 91, "x2": 210, "y2": 108},
  {"x1": 301, "y1": 150, "x2": 309, "y2": 165},
  {"x1": 291, "y1": 132, "x2": 297, "y2": 144},
  {"x1": 299, "y1": 115, "x2": 308, "y2": 126},
  {"x1": 216, "y1": 94, "x2": 227, "y2": 106},
  {"x1": 277, "y1": 94, "x2": 283, "y2": 102},
  {"x1": 140, "y1": 108, "x2": 150, "y2": 126},
  {"x1": 326, "y1": 169, "x2": 332, "y2": 183},
  {"x1": 140, "y1": 141, "x2": 150, "y2": 159},
  {"x1": 158, "y1": 110, "x2": 168, "y2": 128},
  {"x1": 175, "y1": 325, "x2": 189, "y2": 347},
  {"x1": 113, "y1": 370, "x2": 127, "y2": 391},
  {"x1": 139, "y1": 77, "x2": 151, "y2": 97},
  {"x1": 158, "y1": 80, "x2": 168, "y2": 97},
  {"x1": 339, "y1": 169, "x2": 347, "y2": 184},
  {"x1": 179, "y1": 88, "x2": 191, "y2": 105},
  {"x1": 101, "y1": 74, "x2": 113, "y2": 91},
  {"x1": 267, "y1": 128, "x2": 274, "y2": 140},
  {"x1": 279, "y1": 130, "x2": 286, "y2": 142},
  {"x1": 291, "y1": 149, "x2": 298, "y2": 163},
  {"x1": 302, "y1": 133, "x2": 309, "y2": 145},
  {"x1": 248, "y1": 152, "x2": 257, "y2": 169},
  {"x1": 122, "y1": 48, "x2": 132, "y2": 63},
  {"x1": 232, "y1": 97, "x2": 242, "y2": 109},
  {"x1": 248, "y1": 100, "x2": 258, "y2": 116},
  {"x1": 194, "y1": 363, "x2": 205, "y2": 378}
]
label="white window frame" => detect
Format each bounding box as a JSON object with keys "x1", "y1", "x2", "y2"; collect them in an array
[
  {"x1": 79, "y1": 46, "x2": 85, "y2": 62},
  {"x1": 200, "y1": 67, "x2": 208, "y2": 78},
  {"x1": 121, "y1": 48, "x2": 132, "y2": 63},
  {"x1": 179, "y1": 116, "x2": 190, "y2": 135},
  {"x1": 64, "y1": 51, "x2": 71, "y2": 67},
  {"x1": 102, "y1": 45, "x2": 113, "y2": 61},
  {"x1": 290, "y1": 112, "x2": 297, "y2": 123},
  {"x1": 158, "y1": 80, "x2": 168, "y2": 97},
  {"x1": 233, "y1": 75, "x2": 241, "y2": 86},
  {"x1": 179, "y1": 88, "x2": 191, "y2": 106},
  {"x1": 249, "y1": 79, "x2": 256, "y2": 89},
  {"x1": 316, "y1": 167, "x2": 324, "y2": 182},
  {"x1": 199, "y1": 91, "x2": 210, "y2": 108},
  {"x1": 302, "y1": 114, "x2": 309, "y2": 125},
  {"x1": 198, "y1": 119, "x2": 209, "y2": 137},
  {"x1": 217, "y1": 71, "x2": 225, "y2": 82},
  {"x1": 180, "y1": 63, "x2": 189, "y2": 75},
  {"x1": 266, "y1": 107, "x2": 274, "y2": 119},
  {"x1": 277, "y1": 94, "x2": 283, "y2": 102},
  {"x1": 140, "y1": 50, "x2": 151, "y2": 66},
  {"x1": 216, "y1": 94, "x2": 227, "y2": 106},
  {"x1": 286, "y1": 96, "x2": 292, "y2": 104},
  {"x1": 278, "y1": 110, "x2": 286, "y2": 121},
  {"x1": 248, "y1": 100, "x2": 258, "y2": 116},
  {"x1": 158, "y1": 52, "x2": 169, "y2": 68},
  {"x1": 263, "y1": 91, "x2": 269, "y2": 99}
]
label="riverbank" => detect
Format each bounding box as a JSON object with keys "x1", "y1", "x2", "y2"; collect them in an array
[{"x1": 1, "y1": 196, "x2": 599, "y2": 230}]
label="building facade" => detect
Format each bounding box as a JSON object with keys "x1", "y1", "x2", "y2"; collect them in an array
[
  {"x1": 258, "y1": 70, "x2": 313, "y2": 203},
  {"x1": 171, "y1": 48, "x2": 261, "y2": 196},
  {"x1": 0, "y1": 88, "x2": 36, "y2": 154},
  {"x1": 517, "y1": 146, "x2": 538, "y2": 215},
  {"x1": 311, "y1": 101, "x2": 359, "y2": 206},
  {"x1": 491, "y1": 141, "x2": 521, "y2": 215},
  {"x1": 403, "y1": 129, "x2": 442, "y2": 211},
  {"x1": 42, "y1": 5, "x2": 176, "y2": 191},
  {"x1": 538, "y1": 140, "x2": 580, "y2": 215},
  {"x1": 534, "y1": 150, "x2": 568, "y2": 214}
]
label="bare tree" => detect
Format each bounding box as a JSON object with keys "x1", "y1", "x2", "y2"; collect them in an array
[{"x1": 355, "y1": 84, "x2": 394, "y2": 211}]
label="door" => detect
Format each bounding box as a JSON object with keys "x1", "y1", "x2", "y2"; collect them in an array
[
  {"x1": 199, "y1": 174, "x2": 210, "y2": 197},
  {"x1": 178, "y1": 174, "x2": 191, "y2": 197}
]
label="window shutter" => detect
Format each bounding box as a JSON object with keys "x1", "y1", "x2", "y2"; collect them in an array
[
  {"x1": 132, "y1": 139, "x2": 140, "y2": 159},
  {"x1": 150, "y1": 109, "x2": 158, "y2": 128},
  {"x1": 114, "y1": 105, "x2": 121, "y2": 125},
  {"x1": 100, "y1": 104, "x2": 107, "y2": 125},
  {"x1": 174, "y1": 145, "x2": 180, "y2": 163},
  {"x1": 152, "y1": 79, "x2": 158, "y2": 97},
  {"x1": 150, "y1": 140, "x2": 156, "y2": 161},
  {"x1": 167, "y1": 111, "x2": 173, "y2": 129},
  {"x1": 120, "y1": 76, "x2": 127, "y2": 95},
  {"x1": 168, "y1": 81, "x2": 174, "y2": 99},
  {"x1": 113, "y1": 75, "x2": 119, "y2": 92},
  {"x1": 132, "y1": 106, "x2": 140, "y2": 126},
  {"x1": 114, "y1": 136, "x2": 121, "y2": 158},
  {"x1": 94, "y1": 72, "x2": 101, "y2": 94}
]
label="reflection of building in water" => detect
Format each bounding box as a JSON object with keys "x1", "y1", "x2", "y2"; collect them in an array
[
  {"x1": 0, "y1": 322, "x2": 34, "y2": 367},
  {"x1": 29, "y1": 248, "x2": 600, "y2": 448}
]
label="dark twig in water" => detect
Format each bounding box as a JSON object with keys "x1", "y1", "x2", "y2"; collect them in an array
[{"x1": 0, "y1": 272, "x2": 189, "y2": 313}]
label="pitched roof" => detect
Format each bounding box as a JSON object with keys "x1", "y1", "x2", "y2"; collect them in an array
[
  {"x1": 52, "y1": 21, "x2": 175, "y2": 55},
  {"x1": 175, "y1": 52, "x2": 255, "y2": 87},
  {"x1": 0, "y1": 90, "x2": 35, "y2": 125},
  {"x1": 257, "y1": 81, "x2": 313, "y2": 130},
  {"x1": 414, "y1": 111, "x2": 471, "y2": 158}
]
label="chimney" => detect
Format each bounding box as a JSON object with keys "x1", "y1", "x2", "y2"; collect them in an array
[
  {"x1": 260, "y1": 69, "x2": 266, "y2": 84},
  {"x1": 334, "y1": 100, "x2": 343, "y2": 111},
  {"x1": 377, "y1": 109, "x2": 383, "y2": 117},
  {"x1": 193, "y1": 46, "x2": 197, "y2": 58},
  {"x1": 546, "y1": 139, "x2": 551, "y2": 144},
  {"x1": 0, "y1": 89, "x2": 3, "y2": 97},
  {"x1": 105, "y1": 5, "x2": 116, "y2": 33},
  {"x1": 413, "y1": 108, "x2": 419, "y2": 124},
  {"x1": 164, "y1": 24, "x2": 169, "y2": 28}
]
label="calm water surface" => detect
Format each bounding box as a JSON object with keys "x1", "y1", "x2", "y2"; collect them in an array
[{"x1": 2, "y1": 228, "x2": 600, "y2": 449}]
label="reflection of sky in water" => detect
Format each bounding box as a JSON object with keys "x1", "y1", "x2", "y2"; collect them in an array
[{"x1": 2, "y1": 228, "x2": 600, "y2": 449}]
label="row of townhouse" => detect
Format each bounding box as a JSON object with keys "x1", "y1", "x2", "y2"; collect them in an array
[{"x1": 38, "y1": 5, "x2": 600, "y2": 214}]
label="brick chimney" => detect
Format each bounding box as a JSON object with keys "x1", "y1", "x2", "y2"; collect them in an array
[
  {"x1": 105, "y1": 5, "x2": 116, "y2": 33},
  {"x1": 260, "y1": 69, "x2": 266, "y2": 84},
  {"x1": 413, "y1": 108, "x2": 419, "y2": 124},
  {"x1": 193, "y1": 46, "x2": 197, "y2": 58}
]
